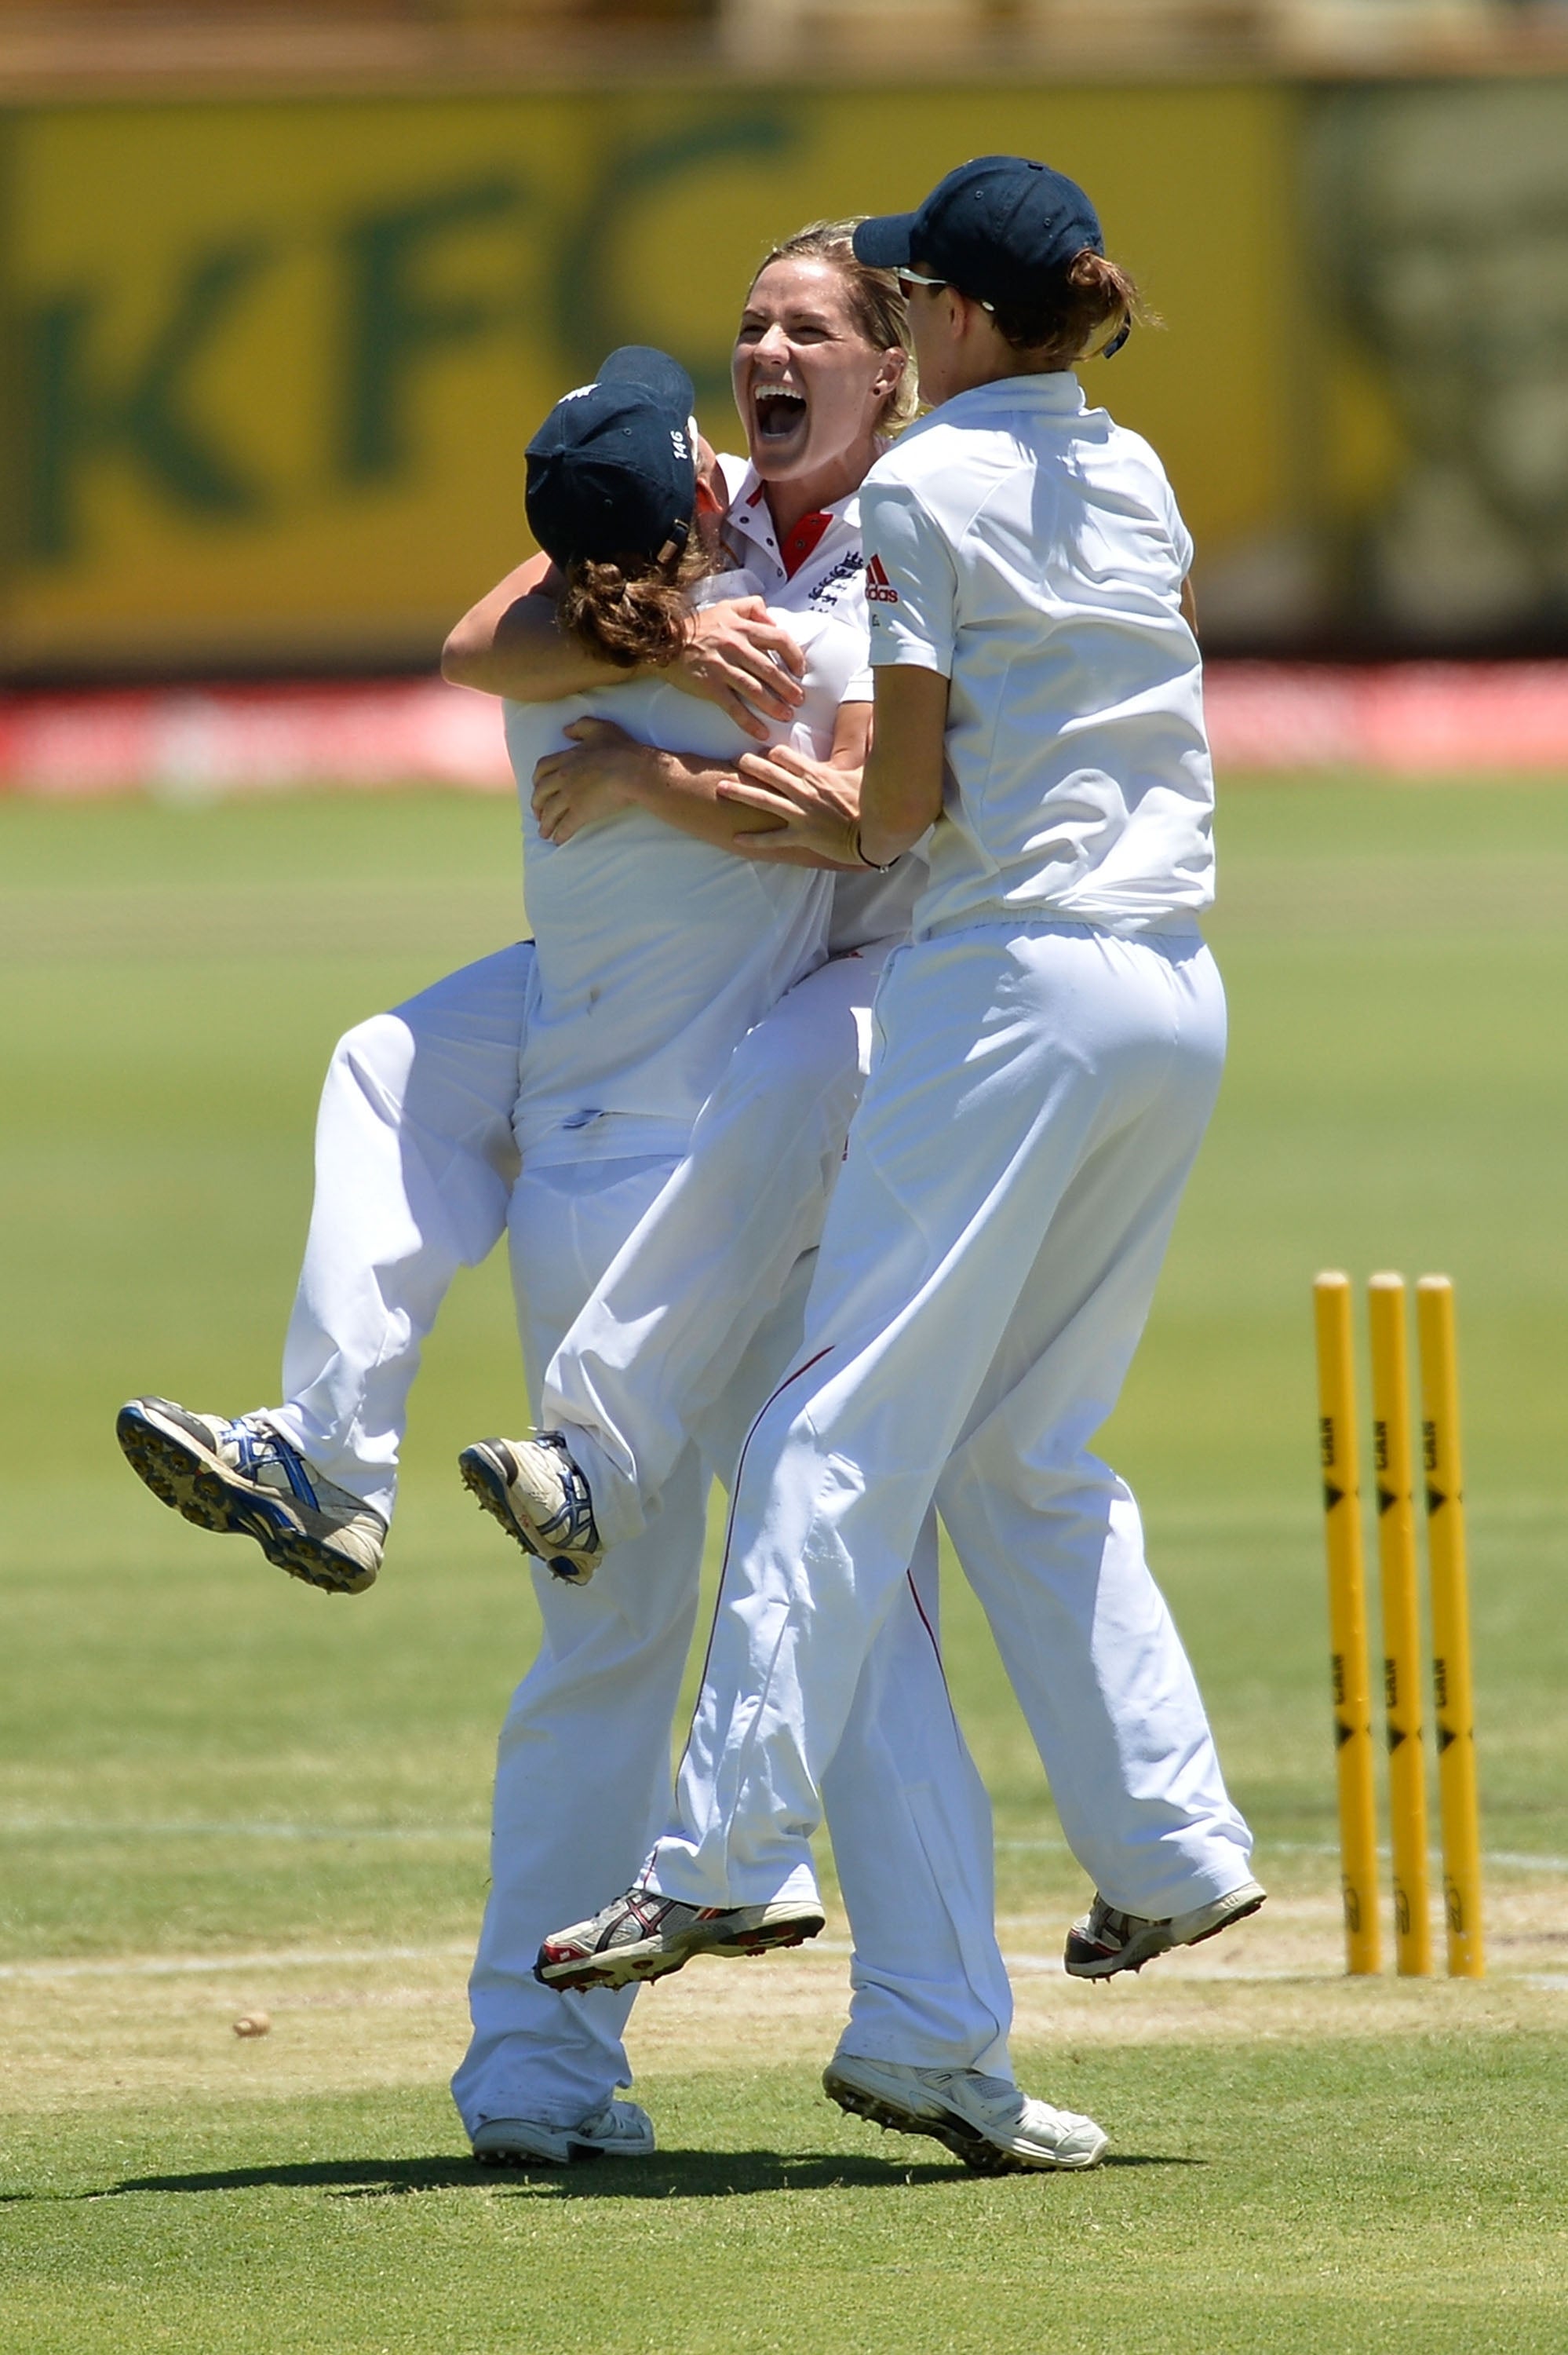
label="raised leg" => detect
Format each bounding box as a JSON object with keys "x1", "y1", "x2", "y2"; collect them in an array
[{"x1": 269, "y1": 944, "x2": 532, "y2": 1519}]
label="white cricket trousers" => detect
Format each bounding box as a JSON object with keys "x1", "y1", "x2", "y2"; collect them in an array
[
  {"x1": 267, "y1": 945, "x2": 531, "y2": 1521},
  {"x1": 542, "y1": 945, "x2": 888, "y2": 1551},
  {"x1": 647, "y1": 922, "x2": 1256, "y2": 1925},
  {"x1": 240, "y1": 942, "x2": 1013, "y2": 2120},
  {"x1": 454, "y1": 1155, "x2": 1013, "y2": 2130}
]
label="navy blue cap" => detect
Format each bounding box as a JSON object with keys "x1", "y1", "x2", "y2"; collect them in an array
[
  {"x1": 855, "y1": 156, "x2": 1105, "y2": 311},
  {"x1": 526, "y1": 345, "x2": 697, "y2": 571}
]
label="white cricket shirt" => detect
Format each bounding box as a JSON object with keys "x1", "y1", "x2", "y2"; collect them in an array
[
  {"x1": 512, "y1": 460, "x2": 888, "y2": 1165},
  {"x1": 860, "y1": 372, "x2": 1213, "y2": 936},
  {"x1": 717, "y1": 450, "x2": 923, "y2": 955}
]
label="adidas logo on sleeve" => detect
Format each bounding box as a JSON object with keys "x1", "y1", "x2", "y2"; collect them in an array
[{"x1": 866, "y1": 554, "x2": 899, "y2": 604}]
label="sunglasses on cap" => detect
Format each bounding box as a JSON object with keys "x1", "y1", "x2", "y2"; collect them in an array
[{"x1": 895, "y1": 268, "x2": 994, "y2": 312}]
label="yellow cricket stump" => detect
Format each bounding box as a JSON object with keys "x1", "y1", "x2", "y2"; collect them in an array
[
  {"x1": 1367, "y1": 1273, "x2": 1432, "y2": 1975},
  {"x1": 1312, "y1": 1273, "x2": 1381, "y2": 1975},
  {"x1": 1417, "y1": 1276, "x2": 1485, "y2": 1977}
]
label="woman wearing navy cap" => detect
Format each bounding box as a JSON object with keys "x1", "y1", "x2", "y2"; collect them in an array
[
  {"x1": 543, "y1": 162, "x2": 1264, "y2": 2090},
  {"x1": 116, "y1": 287, "x2": 1043, "y2": 2172}
]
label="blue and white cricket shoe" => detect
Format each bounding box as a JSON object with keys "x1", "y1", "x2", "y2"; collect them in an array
[
  {"x1": 457, "y1": 1432, "x2": 604, "y2": 1586},
  {"x1": 115, "y1": 1397, "x2": 385, "y2": 1594}
]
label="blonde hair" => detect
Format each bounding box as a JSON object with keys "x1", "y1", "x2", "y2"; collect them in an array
[
  {"x1": 750, "y1": 219, "x2": 917, "y2": 432},
  {"x1": 559, "y1": 221, "x2": 917, "y2": 666}
]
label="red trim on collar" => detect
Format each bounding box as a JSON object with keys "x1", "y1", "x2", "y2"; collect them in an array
[{"x1": 779, "y1": 509, "x2": 831, "y2": 579}]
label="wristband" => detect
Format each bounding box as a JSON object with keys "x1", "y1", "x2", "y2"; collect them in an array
[{"x1": 854, "y1": 829, "x2": 897, "y2": 872}]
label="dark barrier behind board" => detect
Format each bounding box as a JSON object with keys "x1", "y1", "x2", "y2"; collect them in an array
[{"x1": 3, "y1": 76, "x2": 1565, "y2": 675}]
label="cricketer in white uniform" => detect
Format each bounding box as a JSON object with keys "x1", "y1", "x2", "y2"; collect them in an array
[
  {"x1": 538, "y1": 166, "x2": 1263, "y2": 2040},
  {"x1": 117, "y1": 345, "x2": 1023, "y2": 2164},
  {"x1": 246, "y1": 464, "x2": 885, "y2": 1569},
  {"x1": 512, "y1": 451, "x2": 920, "y2": 1562},
  {"x1": 469, "y1": 429, "x2": 1103, "y2": 2171},
  {"x1": 456, "y1": 478, "x2": 1013, "y2": 2159}
]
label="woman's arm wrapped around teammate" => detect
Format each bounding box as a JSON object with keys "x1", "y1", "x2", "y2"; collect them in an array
[
  {"x1": 531, "y1": 701, "x2": 873, "y2": 869},
  {"x1": 717, "y1": 666, "x2": 947, "y2": 870},
  {"x1": 440, "y1": 550, "x2": 803, "y2": 741}
]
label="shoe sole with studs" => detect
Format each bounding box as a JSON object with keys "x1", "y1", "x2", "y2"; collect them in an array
[
  {"x1": 115, "y1": 1400, "x2": 375, "y2": 1596},
  {"x1": 1067, "y1": 1882, "x2": 1267, "y2": 1980},
  {"x1": 537, "y1": 1907, "x2": 826, "y2": 1994},
  {"x1": 458, "y1": 1441, "x2": 595, "y2": 1586},
  {"x1": 822, "y1": 2067, "x2": 1105, "y2": 2175}
]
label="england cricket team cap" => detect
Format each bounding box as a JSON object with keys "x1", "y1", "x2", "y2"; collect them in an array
[
  {"x1": 854, "y1": 155, "x2": 1105, "y2": 309},
  {"x1": 526, "y1": 345, "x2": 698, "y2": 571}
]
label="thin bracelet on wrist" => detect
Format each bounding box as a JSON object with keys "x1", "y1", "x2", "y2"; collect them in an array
[{"x1": 854, "y1": 828, "x2": 897, "y2": 872}]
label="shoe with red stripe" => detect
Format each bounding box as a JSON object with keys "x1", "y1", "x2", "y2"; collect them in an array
[{"x1": 535, "y1": 1886, "x2": 825, "y2": 1992}]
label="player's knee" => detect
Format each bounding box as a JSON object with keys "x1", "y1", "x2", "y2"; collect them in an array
[{"x1": 326, "y1": 1012, "x2": 414, "y2": 1111}]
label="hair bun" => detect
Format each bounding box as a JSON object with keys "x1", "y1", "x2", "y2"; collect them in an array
[{"x1": 559, "y1": 552, "x2": 699, "y2": 670}]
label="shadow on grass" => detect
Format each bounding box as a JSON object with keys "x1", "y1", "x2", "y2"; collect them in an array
[{"x1": 5, "y1": 2148, "x2": 1201, "y2": 2203}]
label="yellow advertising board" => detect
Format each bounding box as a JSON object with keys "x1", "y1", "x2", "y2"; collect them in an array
[{"x1": 5, "y1": 84, "x2": 1300, "y2": 672}]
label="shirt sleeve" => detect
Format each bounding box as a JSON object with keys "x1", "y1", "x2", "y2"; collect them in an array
[
  {"x1": 861, "y1": 476, "x2": 957, "y2": 677},
  {"x1": 1164, "y1": 479, "x2": 1194, "y2": 579},
  {"x1": 841, "y1": 663, "x2": 874, "y2": 702}
]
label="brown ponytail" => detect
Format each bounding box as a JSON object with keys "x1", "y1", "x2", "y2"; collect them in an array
[
  {"x1": 556, "y1": 536, "x2": 715, "y2": 671},
  {"x1": 988, "y1": 248, "x2": 1145, "y2": 368}
]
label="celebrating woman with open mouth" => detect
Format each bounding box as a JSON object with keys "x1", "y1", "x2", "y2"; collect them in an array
[{"x1": 118, "y1": 230, "x2": 1110, "y2": 2175}]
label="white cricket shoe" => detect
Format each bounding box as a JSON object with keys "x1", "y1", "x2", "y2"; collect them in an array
[
  {"x1": 822, "y1": 2055, "x2": 1108, "y2": 2174},
  {"x1": 115, "y1": 1397, "x2": 385, "y2": 1595},
  {"x1": 1065, "y1": 1876, "x2": 1267, "y2": 1979},
  {"x1": 471, "y1": 2099, "x2": 655, "y2": 2168},
  {"x1": 458, "y1": 1433, "x2": 604, "y2": 1586},
  {"x1": 535, "y1": 1886, "x2": 825, "y2": 1992}
]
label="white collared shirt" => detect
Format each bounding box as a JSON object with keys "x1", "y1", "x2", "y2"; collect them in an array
[
  {"x1": 861, "y1": 374, "x2": 1214, "y2": 936},
  {"x1": 717, "y1": 453, "x2": 876, "y2": 642},
  {"x1": 718, "y1": 452, "x2": 922, "y2": 953},
  {"x1": 509, "y1": 466, "x2": 887, "y2": 1165}
]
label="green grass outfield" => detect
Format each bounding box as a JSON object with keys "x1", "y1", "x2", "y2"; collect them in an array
[{"x1": 2, "y1": 780, "x2": 1566, "y2": 2352}]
